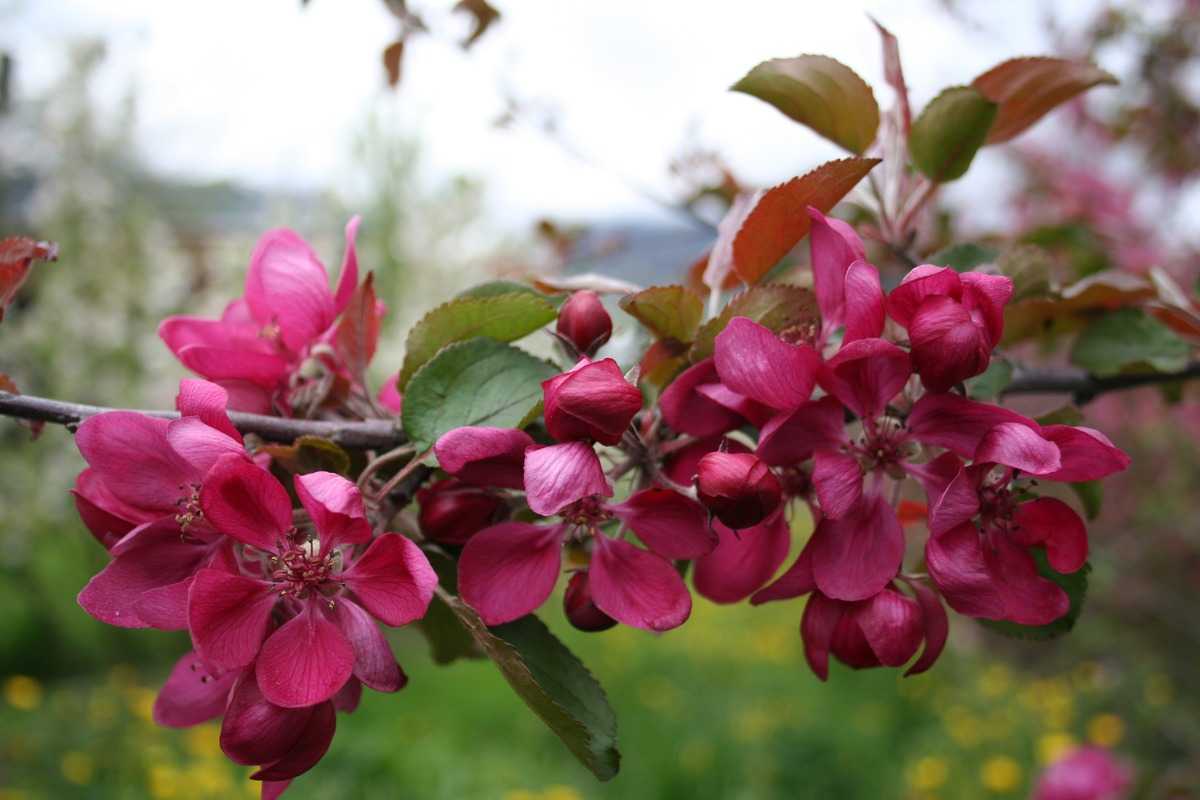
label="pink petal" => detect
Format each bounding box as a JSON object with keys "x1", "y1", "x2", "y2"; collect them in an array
[
  {"x1": 77, "y1": 520, "x2": 205, "y2": 628},
  {"x1": 661, "y1": 435, "x2": 750, "y2": 486},
  {"x1": 294, "y1": 471, "x2": 372, "y2": 554},
  {"x1": 434, "y1": 426, "x2": 534, "y2": 490},
  {"x1": 135, "y1": 577, "x2": 194, "y2": 631},
  {"x1": 842, "y1": 260, "x2": 885, "y2": 342},
  {"x1": 332, "y1": 599, "x2": 406, "y2": 693},
  {"x1": 523, "y1": 442, "x2": 612, "y2": 516},
  {"x1": 176, "y1": 379, "x2": 241, "y2": 441},
  {"x1": 332, "y1": 677, "x2": 363, "y2": 713},
  {"x1": 609, "y1": 487, "x2": 717, "y2": 560},
  {"x1": 693, "y1": 382, "x2": 774, "y2": 429},
  {"x1": 925, "y1": 523, "x2": 1006, "y2": 620},
  {"x1": 251, "y1": 701, "x2": 336, "y2": 782},
  {"x1": 807, "y1": 207, "x2": 866, "y2": 325},
  {"x1": 974, "y1": 422, "x2": 1063, "y2": 475},
  {"x1": 800, "y1": 591, "x2": 843, "y2": 680},
  {"x1": 852, "y1": 587, "x2": 923, "y2": 667},
  {"x1": 693, "y1": 512, "x2": 791, "y2": 604},
  {"x1": 907, "y1": 295, "x2": 991, "y2": 391},
  {"x1": 154, "y1": 651, "x2": 238, "y2": 728},
  {"x1": 377, "y1": 372, "x2": 403, "y2": 415},
  {"x1": 960, "y1": 272, "x2": 1013, "y2": 345},
  {"x1": 216, "y1": 379, "x2": 275, "y2": 414},
  {"x1": 342, "y1": 533, "x2": 437, "y2": 627},
  {"x1": 71, "y1": 468, "x2": 138, "y2": 548},
  {"x1": 1037, "y1": 425, "x2": 1131, "y2": 482},
  {"x1": 903, "y1": 578, "x2": 949, "y2": 677},
  {"x1": 542, "y1": 357, "x2": 643, "y2": 446},
  {"x1": 1032, "y1": 746, "x2": 1132, "y2": 800},
  {"x1": 332, "y1": 216, "x2": 361, "y2": 314},
  {"x1": 159, "y1": 315, "x2": 266, "y2": 357},
  {"x1": 75, "y1": 412, "x2": 193, "y2": 515},
  {"x1": 810, "y1": 493, "x2": 904, "y2": 601},
  {"x1": 984, "y1": 534, "x2": 1070, "y2": 626},
  {"x1": 751, "y1": 538, "x2": 816, "y2": 604},
  {"x1": 812, "y1": 450, "x2": 864, "y2": 519},
  {"x1": 200, "y1": 455, "x2": 293, "y2": 552},
  {"x1": 588, "y1": 536, "x2": 692, "y2": 631},
  {"x1": 256, "y1": 603, "x2": 355, "y2": 708},
  {"x1": 921, "y1": 456, "x2": 983, "y2": 536},
  {"x1": 887, "y1": 265, "x2": 961, "y2": 328},
  {"x1": 245, "y1": 228, "x2": 336, "y2": 352},
  {"x1": 220, "y1": 673, "x2": 316, "y2": 766},
  {"x1": 260, "y1": 781, "x2": 292, "y2": 800},
  {"x1": 714, "y1": 317, "x2": 819, "y2": 410},
  {"x1": 818, "y1": 338, "x2": 911, "y2": 419},
  {"x1": 188, "y1": 568, "x2": 276, "y2": 669},
  {"x1": 659, "y1": 359, "x2": 746, "y2": 436},
  {"x1": 167, "y1": 417, "x2": 246, "y2": 477},
  {"x1": 458, "y1": 522, "x2": 565, "y2": 625},
  {"x1": 177, "y1": 345, "x2": 291, "y2": 387},
  {"x1": 907, "y1": 393, "x2": 1038, "y2": 458},
  {"x1": 1012, "y1": 497, "x2": 1088, "y2": 573},
  {"x1": 756, "y1": 396, "x2": 847, "y2": 466}
]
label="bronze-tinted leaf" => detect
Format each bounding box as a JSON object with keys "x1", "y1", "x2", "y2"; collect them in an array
[
  {"x1": 618, "y1": 285, "x2": 703, "y2": 342},
  {"x1": 690, "y1": 284, "x2": 819, "y2": 361},
  {"x1": 972, "y1": 57, "x2": 1117, "y2": 144},
  {"x1": 453, "y1": 0, "x2": 500, "y2": 49},
  {"x1": 0, "y1": 236, "x2": 58, "y2": 322},
  {"x1": 335, "y1": 272, "x2": 381, "y2": 377}
]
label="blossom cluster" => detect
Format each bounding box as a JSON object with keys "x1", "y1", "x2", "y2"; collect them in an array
[{"x1": 67, "y1": 211, "x2": 1130, "y2": 795}]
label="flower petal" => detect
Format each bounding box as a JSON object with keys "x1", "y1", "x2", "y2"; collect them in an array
[
  {"x1": 256, "y1": 604, "x2": 355, "y2": 708},
  {"x1": 220, "y1": 673, "x2": 313, "y2": 766},
  {"x1": 523, "y1": 442, "x2": 612, "y2": 516},
  {"x1": 960, "y1": 272, "x2": 1013, "y2": 345},
  {"x1": 925, "y1": 523, "x2": 1006, "y2": 620},
  {"x1": 200, "y1": 455, "x2": 293, "y2": 551},
  {"x1": 167, "y1": 417, "x2": 246, "y2": 477},
  {"x1": 332, "y1": 216, "x2": 361, "y2": 314},
  {"x1": 714, "y1": 317, "x2": 819, "y2": 410},
  {"x1": 188, "y1": 568, "x2": 276, "y2": 669},
  {"x1": 812, "y1": 451, "x2": 864, "y2": 519},
  {"x1": 294, "y1": 471, "x2": 372, "y2": 553},
  {"x1": 751, "y1": 539, "x2": 816, "y2": 605},
  {"x1": 818, "y1": 338, "x2": 911, "y2": 419},
  {"x1": 974, "y1": 422, "x2": 1062, "y2": 475},
  {"x1": 1037, "y1": 425, "x2": 1131, "y2": 482},
  {"x1": 251, "y1": 701, "x2": 336, "y2": 782},
  {"x1": 852, "y1": 587, "x2": 923, "y2": 667},
  {"x1": 135, "y1": 577, "x2": 195, "y2": 631},
  {"x1": 887, "y1": 265, "x2": 961, "y2": 328},
  {"x1": 154, "y1": 651, "x2": 239, "y2": 728},
  {"x1": 808, "y1": 207, "x2": 866, "y2": 325},
  {"x1": 75, "y1": 412, "x2": 192, "y2": 516},
  {"x1": 661, "y1": 435, "x2": 750, "y2": 486},
  {"x1": 984, "y1": 534, "x2": 1070, "y2": 626},
  {"x1": 589, "y1": 537, "x2": 692, "y2": 631},
  {"x1": 176, "y1": 379, "x2": 241, "y2": 441},
  {"x1": 693, "y1": 512, "x2": 791, "y2": 604},
  {"x1": 842, "y1": 260, "x2": 885, "y2": 342},
  {"x1": 71, "y1": 468, "x2": 138, "y2": 549},
  {"x1": 177, "y1": 345, "x2": 291, "y2": 387},
  {"x1": 908, "y1": 295, "x2": 991, "y2": 392},
  {"x1": 907, "y1": 393, "x2": 1038, "y2": 458},
  {"x1": 1012, "y1": 497, "x2": 1088, "y2": 574},
  {"x1": 810, "y1": 493, "x2": 904, "y2": 601},
  {"x1": 902, "y1": 578, "x2": 949, "y2": 677},
  {"x1": 800, "y1": 591, "x2": 843, "y2": 681},
  {"x1": 245, "y1": 228, "x2": 336, "y2": 352},
  {"x1": 458, "y1": 522, "x2": 565, "y2": 625},
  {"x1": 610, "y1": 487, "x2": 717, "y2": 560},
  {"x1": 342, "y1": 533, "x2": 437, "y2": 627},
  {"x1": 332, "y1": 598, "x2": 406, "y2": 693},
  {"x1": 434, "y1": 426, "x2": 534, "y2": 490},
  {"x1": 659, "y1": 359, "x2": 746, "y2": 436},
  {"x1": 756, "y1": 396, "x2": 847, "y2": 466}
]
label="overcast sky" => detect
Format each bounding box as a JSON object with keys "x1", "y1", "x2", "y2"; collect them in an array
[{"x1": 5, "y1": 0, "x2": 1113, "y2": 230}]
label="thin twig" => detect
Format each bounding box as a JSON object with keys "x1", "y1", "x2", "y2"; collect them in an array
[{"x1": 1002, "y1": 362, "x2": 1200, "y2": 404}]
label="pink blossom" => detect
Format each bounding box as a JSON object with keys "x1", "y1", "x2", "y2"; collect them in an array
[
  {"x1": 1032, "y1": 747, "x2": 1132, "y2": 800},
  {"x1": 694, "y1": 451, "x2": 783, "y2": 529},
  {"x1": 542, "y1": 357, "x2": 643, "y2": 446},
  {"x1": 556, "y1": 290, "x2": 612, "y2": 357}
]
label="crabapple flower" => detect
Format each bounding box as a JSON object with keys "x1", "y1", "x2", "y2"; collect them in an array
[
  {"x1": 542, "y1": 357, "x2": 643, "y2": 446},
  {"x1": 807, "y1": 207, "x2": 886, "y2": 346},
  {"x1": 658, "y1": 358, "x2": 771, "y2": 437},
  {"x1": 694, "y1": 451, "x2": 783, "y2": 529},
  {"x1": 1032, "y1": 747, "x2": 1132, "y2": 800},
  {"x1": 190, "y1": 458, "x2": 435, "y2": 707},
  {"x1": 417, "y1": 478, "x2": 506, "y2": 545},
  {"x1": 434, "y1": 426, "x2": 534, "y2": 490},
  {"x1": 159, "y1": 217, "x2": 365, "y2": 414},
  {"x1": 563, "y1": 571, "x2": 617, "y2": 632},
  {"x1": 556, "y1": 290, "x2": 612, "y2": 357},
  {"x1": 692, "y1": 511, "x2": 791, "y2": 603},
  {"x1": 887, "y1": 265, "x2": 1014, "y2": 392}
]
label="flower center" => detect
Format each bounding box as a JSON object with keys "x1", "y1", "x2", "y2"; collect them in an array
[
  {"x1": 978, "y1": 467, "x2": 1019, "y2": 533},
  {"x1": 561, "y1": 497, "x2": 611, "y2": 537},
  {"x1": 174, "y1": 483, "x2": 203, "y2": 532},
  {"x1": 269, "y1": 535, "x2": 340, "y2": 599},
  {"x1": 852, "y1": 417, "x2": 918, "y2": 477}
]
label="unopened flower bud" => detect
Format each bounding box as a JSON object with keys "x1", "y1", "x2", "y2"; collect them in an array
[
  {"x1": 556, "y1": 290, "x2": 612, "y2": 357},
  {"x1": 695, "y1": 451, "x2": 782, "y2": 529},
  {"x1": 417, "y1": 478, "x2": 506, "y2": 545},
  {"x1": 543, "y1": 358, "x2": 642, "y2": 446},
  {"x1": 563, "y1": 570, "x2": 616, "y2": 632}
]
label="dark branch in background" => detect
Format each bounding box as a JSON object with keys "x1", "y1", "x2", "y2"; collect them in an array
[
  {"x1": 1, "y1": 363, "x2": 1198, "y2": 447},
  {"x1": 0, "y1": 391, "x2": 405, "y2": 450}
]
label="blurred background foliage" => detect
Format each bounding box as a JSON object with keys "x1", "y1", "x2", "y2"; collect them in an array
[{"x1": 2, "y1": 1, "x2": 1200, "y2": 798}]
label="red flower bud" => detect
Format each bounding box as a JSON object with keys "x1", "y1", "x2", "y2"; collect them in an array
[
  {"x1": 417, "y1": 478, "x2": 506, "y2": 545},
  {"x1": 556, "y1": 290, "x2": 612, "y2": 356},
  {"x1": 542, "y1": 358, "x2": 642, "y2": 446},
  {"x1": 563, "y1": 570, "x2": 616, "y2": 632},
  {"x1": 695, "y1": 451, "x2": 782, "y2": 529}
]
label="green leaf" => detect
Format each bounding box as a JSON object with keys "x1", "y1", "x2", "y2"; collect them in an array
[
  {"x1": 689, "y1": 284, "x2": 820, "y2": 362},
  {"x1": 258, "y1": 435, "x2": 351, "y2": 476},
  {"x1": 399, "y1": 292, "x2": 558, "y2": 388},
  {"x1": 440, "y1": 596, "x2": 620, "y2": 780},
  {"x1": 965, "y1": 359, "x2": 1013, "y2": 400},
  {"x1": 908, "y1": 86, "x2": 998, "y2": 182},
  {"x1": 416, "y1": 552, "x2": 484, "y2": 665},
  {"x1": 732, "y1": 55, "x2": 880, "y2": 154},
  {"x1": 980, "y1": 552, "x2": 1090, "y2": 640},
  {"x1": 929, "y1": 242, "x2": 998, "y2": 272},
  {"x1": 1070, "y1": 481, "x2": 1103, "y2": 521},
  {"x1": 402, "y1": 338, "x2": 557, "y2": 450},
  {"x1": 1069, "y1": 308, "x2": 1190, "y2": 377},
  {"x1": 618, "y1": 285, "x2": 704, "y2": 342},
  {"x1": 457, "y1": 280, "x2": 566, "y2": 307}
]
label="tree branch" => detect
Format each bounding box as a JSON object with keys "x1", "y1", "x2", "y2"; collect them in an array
[
  {"x1": 1002, "y1": 362, "x2": 1200, "y2": 403},
  {"x1": 0, "y1": 391, "x2": 405, "y2": 450}
]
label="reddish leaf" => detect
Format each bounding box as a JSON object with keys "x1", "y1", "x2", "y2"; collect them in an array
[
  {"x1": 335, "y1": 272, "x2": 382, "y2": 377},
  {"x1": 382, "y1": 39, "x2": 405, "y2": 88},
  {"x1": 870, "y1": 16, "x2": 910, "y2": 132},
  {"x1": 453, "y1": 0, "x2": 500, "y2": 49},
  {"x1": 638, "y1": 338, "x2": 689, "y2": 390},
  {"x1": 972, "y1": 57, "x2": 1117, "y2": 144},
  {"x1": 0, "y1": 237, "x2": 58, "y2": 322},
  {"x1": 730, "y1": 158, "x2": 879, "y2": 285},
  {"x1": 1002, "y1": 271, "x2": 1157, "y2": 345}
]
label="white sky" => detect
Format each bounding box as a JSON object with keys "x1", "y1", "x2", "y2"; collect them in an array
[{"x1": 4, "y1": 0, "x2": 1110, "y2": 230}]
